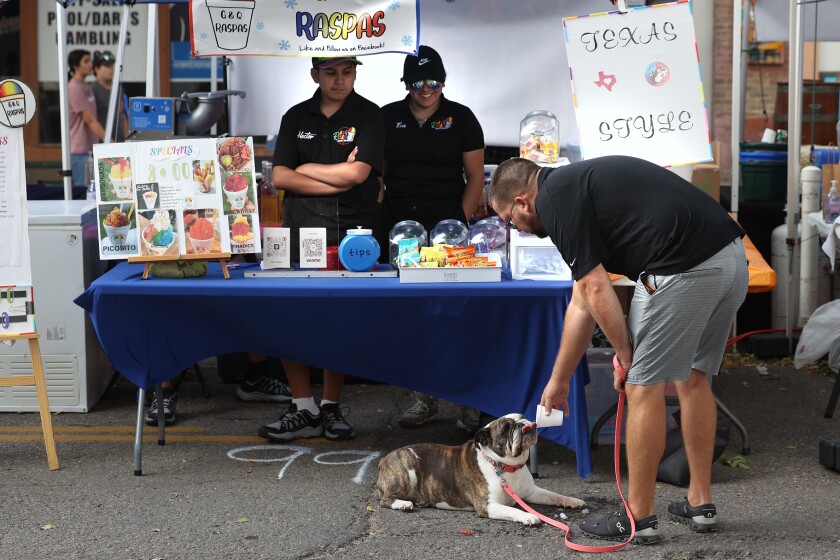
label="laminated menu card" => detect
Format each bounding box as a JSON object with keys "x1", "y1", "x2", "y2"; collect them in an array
[{"x1": 93, "y1": 137, "x2": 262, "y2": 260}]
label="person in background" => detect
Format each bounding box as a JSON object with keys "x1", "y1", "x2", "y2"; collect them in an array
[
  {"x1": 489, "y1": 155, "x2": 748, "y2": 545},
  {"x1": 68, "y1": 49, "x2": 105, "y2": 186},
  {"x1": 146, "y1": 354, "x2": 293, "y2": 427},
  {"x1": 91, "y1": 51, "x2": 128, "y2": 142},
  {"x1": 258, "y1": 56, "x2": 385, "y2": 442},
  {"x1": 381, "y1": 45, "x2": 486, "y2": 433}
]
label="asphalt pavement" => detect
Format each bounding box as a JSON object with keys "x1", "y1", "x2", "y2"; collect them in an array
[{"x1": 1, "y1": 360, "x2": 839, "y2": 559}]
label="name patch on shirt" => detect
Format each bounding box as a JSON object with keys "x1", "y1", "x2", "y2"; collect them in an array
[
  {"x1": 429, "y1": 117, "x2": 453, "y2": 130},
  {"x1": 297, "y1": 131, "x2": 316, "y2": 140},
  {"x1": 395, "y1": 122, "x2": 407, "y2": 129},
  {"x1": 333, "y1": 126, "x2": 356, "y2": 145}
]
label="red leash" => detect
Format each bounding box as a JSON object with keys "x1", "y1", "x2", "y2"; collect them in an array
[{"x1": 500, "y1": 354, "x2": 635, "y2": 553}]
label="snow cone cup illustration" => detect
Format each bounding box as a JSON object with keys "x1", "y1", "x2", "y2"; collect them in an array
[
  {"x1": 103, "y1": 223, "x2": 130, "y2": 245},
  {"x1": 110, "y1": 159, "x2": 133, "y2": 199},
  {"x1": 223, "y1": 173, "x2": 249, "y2": 210},
  {"x1": 206, "y1": 0, "x2": 255, "y2": 51},
  {"x1": 141, "y1": 210, "x2": 175, "y2": 256},
  {"x1": 0, "y1": 81, "x2": 26, "y2": 127},
  {"x1": 102, "y1": 207, "x2": 130, "y2": 245},
  {"x1": 188, "y1": 217, "x2": 215, "y2": 254},
  {"x1": 143, "y1": 191, "x2": 157, "y2": 209},
  {"x1": 229, "y1": 214, "x2": 254, "y2": 251}
]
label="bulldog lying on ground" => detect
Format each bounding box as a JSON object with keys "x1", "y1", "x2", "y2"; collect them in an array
[{"x1": 376, "y1": 413, "x2": 585, "y2": 525}]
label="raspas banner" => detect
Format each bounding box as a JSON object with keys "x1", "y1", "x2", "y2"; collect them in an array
[{"x1": 190, "y1": 0, "x2": 419, "y2": 58}]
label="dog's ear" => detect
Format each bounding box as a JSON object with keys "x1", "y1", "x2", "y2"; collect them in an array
[{"x1": 474, "y1": 426, "x2": 492, "y2": 448}]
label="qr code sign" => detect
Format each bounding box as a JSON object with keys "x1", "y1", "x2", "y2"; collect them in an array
[
  {"x1": 303, "y1": 238, "x2": 323, "y2": 258},
  {"x1": 265, "y1": 235, "x2": 288, "y2": 259}
]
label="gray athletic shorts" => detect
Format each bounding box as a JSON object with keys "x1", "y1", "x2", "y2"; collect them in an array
[{"x1": 625, "y1": 237, "x2": 749, "y2": 385}]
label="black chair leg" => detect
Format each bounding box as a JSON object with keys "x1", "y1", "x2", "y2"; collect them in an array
[
  {"x1": 825, "y1": 372, "x2": 840, "y2": 419},
  {"x1": 171, "y1": 363, "x2": 211, "y2": 398}
]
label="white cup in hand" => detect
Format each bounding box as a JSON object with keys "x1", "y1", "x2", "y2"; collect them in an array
[{"x1": 536, "y1": 404, "x2": 564, "y2": 428}]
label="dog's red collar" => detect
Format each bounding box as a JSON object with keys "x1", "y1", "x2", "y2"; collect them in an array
[{"x1": 481, "y1": 451, "x2": 526, "y2": 473}]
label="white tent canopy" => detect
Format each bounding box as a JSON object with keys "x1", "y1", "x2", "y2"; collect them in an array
[{"x1": 730, "y1": 0, "x2": 839, "y2": 337}]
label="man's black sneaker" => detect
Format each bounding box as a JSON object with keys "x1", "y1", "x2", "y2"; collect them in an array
[
  {"x1": 667, "y1": 498, "x2": 719, "y2": 532},
  {"x1": 236, "y1": 377, "x2": 292, "y2": 403},
  {"x1": 145, "y1": 390, "x2": 177, "y2": 425},
  {"x1": 321, "y1": 403, "x2": 355, "y2": 440},
  {"x1": 258, "y1": 404, "x2": 323, "y2": 441},
  {"x1": 578, "y1": 504, "x2": 661, "y2": 545}
]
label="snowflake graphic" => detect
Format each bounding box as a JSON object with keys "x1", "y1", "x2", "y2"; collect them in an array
[
  {"x1": 401, "y1": 35, "x2": 413, "y2": 47},
  {"x1": 257, "y1": 22, "x2": 265, "y2": 31},
  {"x1": 278, "y1": 40, "x2": 291, "y2": 51},
  {"x1": 200, "y1": 32, "x2": 208, "y2": 41},
  {"x1": 284, "y1": 0, "x2": 297, "y2": 9},
  {"x1": 389, "y1": 0, "x2": 400, "y2": 10}
]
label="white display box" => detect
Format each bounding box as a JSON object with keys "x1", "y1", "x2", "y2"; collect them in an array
[
  {"x1": 509, "y1": 230, "x2": 572, "y2": 281},
  {"x1": 399, "y1": 253, "x2": 502, "y2": 284}
]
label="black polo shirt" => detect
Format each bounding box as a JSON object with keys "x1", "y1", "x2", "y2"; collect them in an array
[
  {"x1": 534, "y1": 155, "x2": 744, "y2": 281},
  {"x1": 382, "y1": 94, "x2": 484, "y2": 214},
  {"x1": 273, "y1": 88, "x2": 385, "y2": 237}
]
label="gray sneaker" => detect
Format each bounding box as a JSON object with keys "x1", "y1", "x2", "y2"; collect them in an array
[
  {"x1": 236, "y1": 376, "x2": 292, "y2": 403},
  {"x1": 456, "y1": 406, "x2": 481, "y2": 434},
  {"x1": 398, "y1": 397, "x2": 439, "y2": 428},
  {"x1": 258, "y1": 404, "x2": 323, "y2": 441}
]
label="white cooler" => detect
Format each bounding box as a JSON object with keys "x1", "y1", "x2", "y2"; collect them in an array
[{"x1": 0, "y1": 201, "x2": 110, "y2": 412}]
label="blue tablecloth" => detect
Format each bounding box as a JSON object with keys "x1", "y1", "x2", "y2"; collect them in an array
[{"x1": 74, "y1": 262, "x2": 593, "y2": 477}]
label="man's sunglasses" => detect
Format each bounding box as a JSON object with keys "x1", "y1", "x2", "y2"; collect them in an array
[
  {"x1": 409, "y1": 80, "x2": 442, "y2": 91},
  {"x1": 94, "y1": 51, "x2": 115, "y2": 64}
]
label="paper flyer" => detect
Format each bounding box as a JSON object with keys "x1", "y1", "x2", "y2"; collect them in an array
[
  {"x1": 0, "y1": 124, "x2": 33, "y2": 287},
  {"x1": 93, "y1": 137, "x2": 261, "y2": 260}
]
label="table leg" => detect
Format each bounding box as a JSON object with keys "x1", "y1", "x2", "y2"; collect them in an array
[
  {"x1": 714, "y1": 396, "x2": 750, "y2": 456},
  {"x1": 134, "y1": 388, "x2": 145, "y2": 476}
]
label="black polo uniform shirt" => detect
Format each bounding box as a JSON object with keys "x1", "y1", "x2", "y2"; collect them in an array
[
  {"x1": 534, "y1": 155, "x2": 744, "y2": 281},
  {"x1": 273, "y1": 88, "x2": 385, "y2": 250},
  {"x1": 381, "y1": 94, "x2": 484, "y2": 233}
]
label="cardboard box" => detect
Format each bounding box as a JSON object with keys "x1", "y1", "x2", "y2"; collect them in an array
[{"x1": 692, "y1": 163, "x2": 720, "y2": 201}]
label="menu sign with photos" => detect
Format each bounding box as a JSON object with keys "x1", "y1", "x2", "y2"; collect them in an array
[{"x1": 93, "y1": 137, "x2": 261, "y2": 260}]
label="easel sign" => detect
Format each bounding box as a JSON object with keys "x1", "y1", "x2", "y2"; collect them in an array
[
  {"x1": 0, "y1": 80, "x2": 59, "y2": 471},
  {"x1": 563, "y1": 0, "x2": 713, "y2": 167},
  {"x1": 92, "y1": 137, "x2": 262, "y2": 263}
]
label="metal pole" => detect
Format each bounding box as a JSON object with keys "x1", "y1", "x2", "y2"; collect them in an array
[
  {"x1": 146, "y1": 3, "x2": 159, "y2": 97},
  {"x1": 56, "y1": 3, "x2": 72, "y2": 199},
  {"x1": 210, "y1": 57, "x2": 219, "y2": 136},
  {"x1": 104, "y1": 3, "x2": 131, "y2": 144},
  {"x1": 785, "y1": 0, "x2": 804, "y2": 340},
  {"x1": 731, "y1": 0, "x2": 748, "y2": 219}
]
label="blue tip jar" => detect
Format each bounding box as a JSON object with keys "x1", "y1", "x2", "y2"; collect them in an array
[{"x1": 338, "y1": 227, "x2": 380, "y2": 272}]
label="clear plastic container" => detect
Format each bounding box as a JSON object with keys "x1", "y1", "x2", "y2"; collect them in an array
[
  {"x1": 469, "y1": 219, "x2": 507, "y2": 271},
  {"x1": 430, "y1": 219, "x2": 469, "y2": 247},
  {"x1": 520, "y1": 110, "x2": 559, "y2": 164},
  {"x1": 472, "y1": 164, "x2": 498, "y2": 221},
  {"x1": 388, "y1": 220, "x2": 427, "y2": 266}
]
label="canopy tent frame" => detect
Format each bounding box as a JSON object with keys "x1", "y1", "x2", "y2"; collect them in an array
[{"x1": 54, "y1": 0, "x2": 184, "y2": 195}]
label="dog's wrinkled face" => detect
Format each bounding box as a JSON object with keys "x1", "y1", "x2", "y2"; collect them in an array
[{"x1": 474, "y1": 413, "x2": 538, "y2": 462}]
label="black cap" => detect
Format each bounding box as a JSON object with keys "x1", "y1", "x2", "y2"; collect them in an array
[
  {"x1": 312, "y1": 56, "x2": 362, "y2": 69},
  {"x1": 93, "y1": 51, "x2": 115, "y2": 68},
  {"x1": 401, "y1": 45, "x2": 446, "y2": 84}
]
